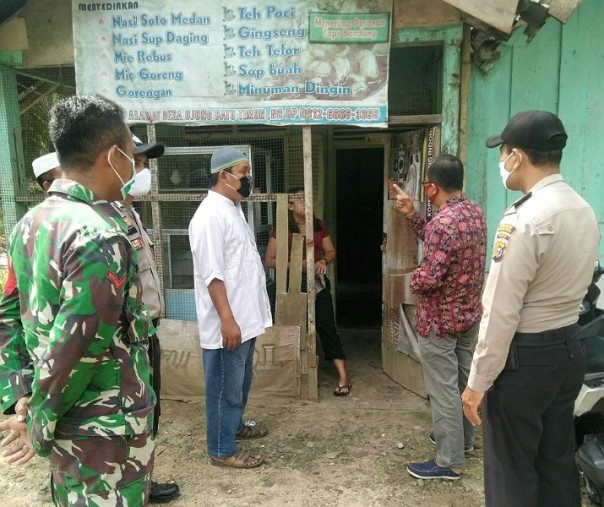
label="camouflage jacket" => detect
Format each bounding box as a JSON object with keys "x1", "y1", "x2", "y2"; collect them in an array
[
  {"x1": 3, "y1": 179, "x2": 156, "y2": 456},
  {"x1": 0, "y1": 261, "x2": 31, "y2": 414}
]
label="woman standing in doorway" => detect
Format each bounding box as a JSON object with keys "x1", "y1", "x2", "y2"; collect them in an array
[{"x1": 265, "y1": 188, "x2": 351, "y2": 396}]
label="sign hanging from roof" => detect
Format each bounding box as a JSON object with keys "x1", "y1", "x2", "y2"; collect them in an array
[{"x1": 72, "y1": 0, "x2": 392, "y2": 127}]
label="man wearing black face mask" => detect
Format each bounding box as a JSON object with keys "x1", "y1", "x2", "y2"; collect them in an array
[{"x1": 188, "y1": 147, "x2": 272, "y2": 469}]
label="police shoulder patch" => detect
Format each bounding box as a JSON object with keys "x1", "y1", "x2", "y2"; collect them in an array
[
  {"x1": 131, "y1": 237, "x2": 143, "y2": 250},
  {"x1": 492, "y1": 223, "x2": 515, "y2": 262}
]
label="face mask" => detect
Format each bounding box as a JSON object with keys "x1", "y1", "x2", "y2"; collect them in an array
[
  {"x1": 225, "y1": 171, "x2": 253, "y2": 197},
  {"x1": 108, "y1": 146, "x2": 136, "y2": 199},
  {"x1": 129, "y1": 168, "x2": 151, "y2": 196},
  {"x1": 498, "y1": 152, "x2": 516, "y2": 190},
  {"x1": 424, "y1": 182, "x2": 439, "y2": 204}
]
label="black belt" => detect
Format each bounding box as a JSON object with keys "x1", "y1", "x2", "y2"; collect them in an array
[{"x1": 514, "y1": 322, "x2": 579, "y2": 346}]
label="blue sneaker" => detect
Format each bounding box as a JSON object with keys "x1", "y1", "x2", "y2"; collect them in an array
[{"x1": 407, "y1": 459, "x2": 461, "y2": 480}]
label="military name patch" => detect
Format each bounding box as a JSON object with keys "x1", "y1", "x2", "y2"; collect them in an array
[{"x1": 492, "y1": 224, "x2": 515, "y2": 262}]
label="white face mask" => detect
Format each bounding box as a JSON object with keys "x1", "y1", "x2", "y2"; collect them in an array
[
  {"x1": 129, "y1": 168, "x2": 151, "y2": 196},
  {"x1": 108, "y1": 146, "x2": 136, "y2": 199},
  {"x1": 498, "y1": 152, "x2": 515, "y2": 190}
]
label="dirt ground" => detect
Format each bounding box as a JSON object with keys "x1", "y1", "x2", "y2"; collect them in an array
[{"x1": 0, "y1": 328, "x2": 592, "y2": 506}]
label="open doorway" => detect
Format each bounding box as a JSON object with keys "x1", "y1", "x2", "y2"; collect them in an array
[{"x1": 335, "y1": 148, "x2": 384, "y2": 327}]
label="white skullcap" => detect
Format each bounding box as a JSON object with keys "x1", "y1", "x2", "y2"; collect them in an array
[{"x1": 32, "y1": 152, "x2": 59, "y2": 178}]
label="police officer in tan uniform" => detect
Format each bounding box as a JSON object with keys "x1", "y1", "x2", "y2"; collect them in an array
[
  {"x1": 111, "y1": 135, "x2": 180, "y2": 503},
  {"x1": 462, "y1": 111, "x2": 600, "y2": 507}
]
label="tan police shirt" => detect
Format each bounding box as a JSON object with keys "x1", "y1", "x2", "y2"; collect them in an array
[
  {"x1": 468, "y1": 173, "x2": 600, "y2": 392},
  {"x1": 112, "y1": 202, "x2": 165, "y2": 320}
]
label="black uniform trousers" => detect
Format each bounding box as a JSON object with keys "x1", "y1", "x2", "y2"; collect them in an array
[
  {"x1": 149, "y1": 319, "x2": 162, "y2": 438},
  {"x1": 482, "y1": 323, "x2": 584, "y2": 507}
]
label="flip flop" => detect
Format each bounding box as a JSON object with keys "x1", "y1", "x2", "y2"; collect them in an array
[
  {"x1": 334, "y1": 383, "x2": 352, "y2": 396},
  {"x1": 210, "y1": 449, "x2": 264, "y2": 469}
]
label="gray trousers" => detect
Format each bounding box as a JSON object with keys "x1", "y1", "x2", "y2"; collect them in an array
[{"x1": 418, "y1": 323, "x2": 478, "y2": 469}]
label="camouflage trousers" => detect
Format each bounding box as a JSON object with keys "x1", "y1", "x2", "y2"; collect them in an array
[{"x1": 50, "y1": 432, "x2": 155, "y2": 506}]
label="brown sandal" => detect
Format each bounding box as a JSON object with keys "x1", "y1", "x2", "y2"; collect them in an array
[
  {"x1": 334, "y1": 383, "x2": 352, "y2": 396},
  {"x1": 210, "y1": 449, "x2": 264, "y2": 469},
  {"x1": 236, "y1": 421, "x2": 268, "y2": 439}
]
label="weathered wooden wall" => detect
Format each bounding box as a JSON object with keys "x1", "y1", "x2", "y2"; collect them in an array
[{"x1": 465, "y1": 0, "x2": 604, "y2": 258}]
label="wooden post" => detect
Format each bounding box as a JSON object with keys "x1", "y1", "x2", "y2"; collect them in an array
[
  {"x1": 275, "y1": 194, "x2": 289, "y2": 297},
  {"x1": 303, "y1": 126, "x2": 318, "y2": 401},
  {"x1": 458, "y1": 23, "x2": 472, "y2": 169}
]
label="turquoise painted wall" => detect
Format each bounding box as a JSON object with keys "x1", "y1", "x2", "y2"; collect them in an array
[{"x1": 465, "y1": 0, "x2": 604, "y2": 258}]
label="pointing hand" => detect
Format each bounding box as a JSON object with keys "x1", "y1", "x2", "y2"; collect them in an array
[{"x1": 392, "y1": 183, "x2": 415, "y2": 216}]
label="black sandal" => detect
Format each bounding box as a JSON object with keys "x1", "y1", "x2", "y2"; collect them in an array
[{"x1": 334, "y1": 383, "x2": 352, "y2": 396}]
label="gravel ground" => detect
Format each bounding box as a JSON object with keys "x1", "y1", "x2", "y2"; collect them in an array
[{"x1": 0, "y1": 328, "x2": 593, "y2": 506}]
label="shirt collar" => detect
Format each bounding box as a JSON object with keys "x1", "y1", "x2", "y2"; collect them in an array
[
  {"x1": 207, "y1": 189, "x2": 238, "y2": 207},
  {"x1": 440, "y1": 194, "x2": 466, "y2": 210},
  {"x1": 528, "y1": 173, "x2": 563, "y2": 193},
  {"x1": 47, "y1": 179, "x2": 130, "y2": 233},
  {"x1": 48, "y1": 178, "x2": 97, "y2": 204}
]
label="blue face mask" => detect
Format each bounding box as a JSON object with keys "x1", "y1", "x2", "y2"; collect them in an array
[{"x1": 108, "y1": 146, "x2": 136, "y2": 199}]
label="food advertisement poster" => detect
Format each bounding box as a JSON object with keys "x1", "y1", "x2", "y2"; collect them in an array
[{"x1": 73, "y1": 0, "x2": 392, "y2": 126}]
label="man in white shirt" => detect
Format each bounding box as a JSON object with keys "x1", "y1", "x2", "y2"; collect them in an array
[{"x1": 189, "y1": 147, "x2": 272, "y2": 469}]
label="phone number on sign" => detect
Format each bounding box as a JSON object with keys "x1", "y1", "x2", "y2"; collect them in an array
[{"x1": 297, "y1": 107, "x2": 381, "y2": 121}]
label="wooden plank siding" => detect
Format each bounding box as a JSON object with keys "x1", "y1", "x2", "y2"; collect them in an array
[
  {"x1": 440, "y1": 0, "x2": 518, "y2": 34},
  {"x1": 394, "y1": 25, "x2": 463, "y2": 156},
  {"x1": 465, "y1": 0, "x2": 604, "y2": 259}
]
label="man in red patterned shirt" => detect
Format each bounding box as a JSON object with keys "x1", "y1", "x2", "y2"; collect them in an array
[{"x1": 393, "y1": 154, "x2": 487, "y2": 480}]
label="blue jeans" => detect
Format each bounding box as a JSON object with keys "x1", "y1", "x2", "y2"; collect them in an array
[{"x1": 202, "y1": 338, "x2": 256, "y2": 458}]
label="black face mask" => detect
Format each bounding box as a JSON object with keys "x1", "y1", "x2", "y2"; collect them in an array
[
  {"x1": 237, "y1": 176, "x2": 253, "y2": 197},
  {"x1": 226, "y1": 172, "x2": 253, "y2": 198}
]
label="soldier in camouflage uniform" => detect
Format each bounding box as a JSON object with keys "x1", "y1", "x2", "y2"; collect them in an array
[
  {"x1": 0, "y1": 143, "x2": 179, "y2": 502},
  {"x1": 0, "y1": 95, "x2": 156, "y2": 505},
  {"x1": 0, "y1": 152, "x2": 64, "y2": 464}
]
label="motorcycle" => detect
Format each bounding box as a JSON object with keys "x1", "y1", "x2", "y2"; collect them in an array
[{"x1": 574, "y1": 261, "x2": 604, "y2": 504}]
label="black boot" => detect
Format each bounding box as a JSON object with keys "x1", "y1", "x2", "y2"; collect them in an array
[{"x1": 149, "y1": 481, "x2": 180, "y2": 504}]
